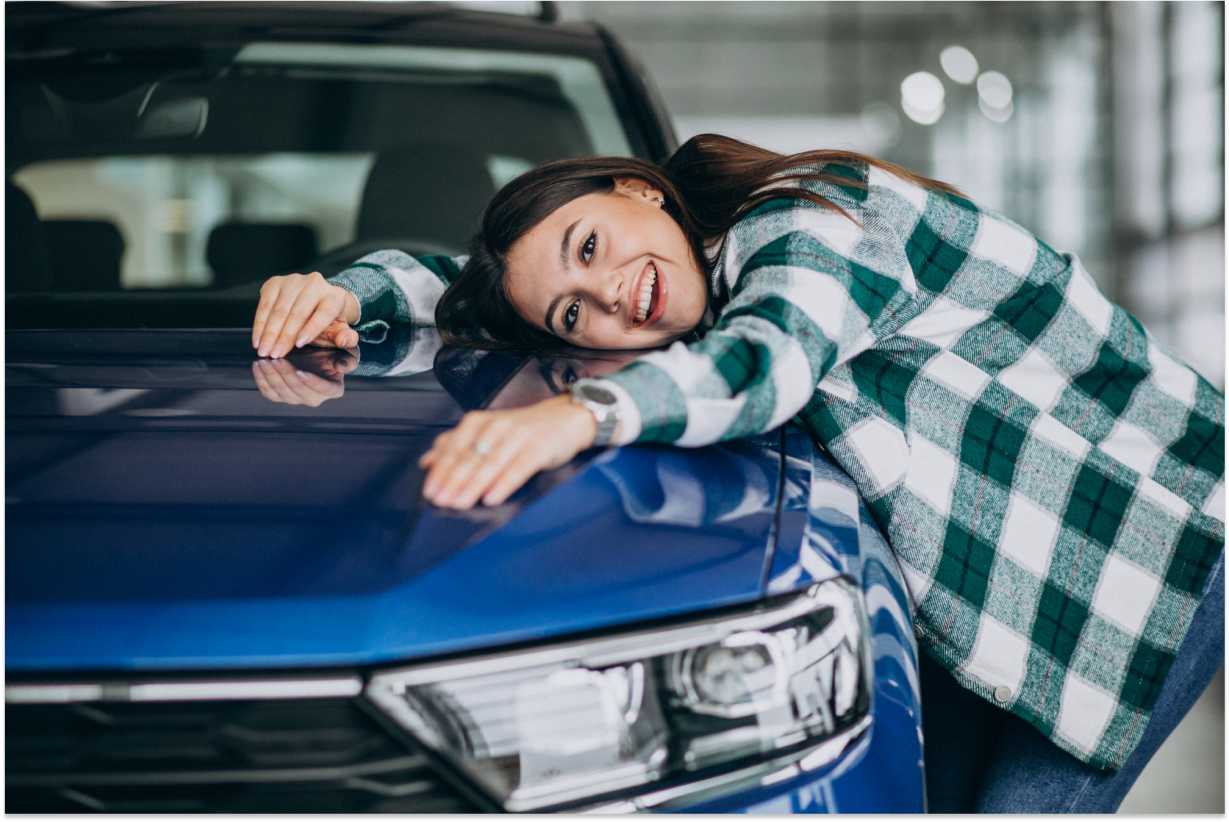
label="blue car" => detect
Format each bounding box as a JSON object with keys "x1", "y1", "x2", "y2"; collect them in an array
[{"x1": 6, "y1": 3, "x2": 925, "y2": 813}]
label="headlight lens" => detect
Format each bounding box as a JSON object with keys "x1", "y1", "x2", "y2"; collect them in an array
[{"x1": 366, "y1": 578, "x2": 870, "y2": 811}]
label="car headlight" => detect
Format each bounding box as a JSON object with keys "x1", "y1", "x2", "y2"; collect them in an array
[{"x1": 366, "y1": 578, "x2": 871, "y2": 812}]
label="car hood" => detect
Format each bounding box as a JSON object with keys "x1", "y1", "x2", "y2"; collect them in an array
[{"x1": 6, "y1": 330, "x2": 781, "y2": 673}]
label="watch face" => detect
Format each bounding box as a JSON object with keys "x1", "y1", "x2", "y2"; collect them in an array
[{"x1": 578, "y1": 385, "x2": 618, "y2": 406}]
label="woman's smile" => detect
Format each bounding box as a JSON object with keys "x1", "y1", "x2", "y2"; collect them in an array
[
  {"x1": 502, "y1": 177, "x2": 707, "y2": 350},
  {"x1": 631, "y1": 260, "x2": 663, "y2": 326}
]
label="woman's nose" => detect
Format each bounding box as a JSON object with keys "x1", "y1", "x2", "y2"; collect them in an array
[{"x1": 592, "y1": 265, "x2": 626, "y2": 312}]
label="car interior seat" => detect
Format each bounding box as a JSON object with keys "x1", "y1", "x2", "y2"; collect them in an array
[
  {"x1": 355, "y1": 142, "x2": 496, "y2": 255},
  {"x1": 206, "y1": 222, "x2": 319, "y2": 289},
  {"x1": 6, "y1": 182, "x2": 53, "y2": 293},
  {"x1": 42, "y1": 220, "x2": 125, "y2": 292}
]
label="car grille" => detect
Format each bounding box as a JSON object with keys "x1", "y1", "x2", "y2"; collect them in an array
[{"x1": 6, "y1": 696, "x2": 480, "y2": 813}]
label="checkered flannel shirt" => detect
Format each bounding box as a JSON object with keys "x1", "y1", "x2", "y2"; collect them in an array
[{"x1": 330, "y1": 166, "x2": 1225, "y2": 771}]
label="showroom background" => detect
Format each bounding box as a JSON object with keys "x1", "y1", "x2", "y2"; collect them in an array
[{"x1": 552, "y1": 0, "x2": 1225, "y2": 814}]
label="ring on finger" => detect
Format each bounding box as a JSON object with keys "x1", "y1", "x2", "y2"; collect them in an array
[{"x1": 473, "y1": 440, "x2": 492, "y2": 456}]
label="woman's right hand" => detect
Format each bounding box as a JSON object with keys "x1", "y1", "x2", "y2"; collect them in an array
[
  {"x1": 251, "y1": 346, "x2": 359, "y2": 407},
  {"x1": 252, "y1": 272, "x2": 362, "y2": 358}
]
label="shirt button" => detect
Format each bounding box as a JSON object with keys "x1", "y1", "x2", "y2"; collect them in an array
[
  {"x1": 994, "y1": 685, "x2": 1012, "y2": 703},
  {"x1": 913, "y1": 624, "x2": 924, "y2": 640}
]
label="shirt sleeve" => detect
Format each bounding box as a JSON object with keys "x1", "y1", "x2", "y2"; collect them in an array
[
  {"x1": 349, "y1": 326, "x2": 445, "y2": 378},
  {"x1": 328, "y1": 249, "x2": 469, "y2": 328},
  {"x1": 580, "y1": 194, "x2": 920, "y2": 447}
]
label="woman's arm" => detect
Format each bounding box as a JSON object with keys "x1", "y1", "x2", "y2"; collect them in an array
[
  {"x1": 416, "y1": 233, "x2": 859, "y2": 509},
  {"x1": 420, "y1": 242, "x2": 884, "y2": 507},
  {"x1": 421, "y1": 185, "x2": 927, "y2": 509},
  {"x1": 584, "y1": 209, "x2": 916, "y2": 448},
  {"x1": 252, "y1": 250, "x2": 466, "y2": 358}
]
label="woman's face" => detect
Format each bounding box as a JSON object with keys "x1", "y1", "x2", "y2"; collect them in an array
[{"x1": 503, "y1": 177, "x2": 708, "y2": 350}]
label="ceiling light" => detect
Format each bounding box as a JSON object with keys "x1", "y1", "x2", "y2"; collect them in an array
[{"x1": 940, "y1": 46, "x2": 979, "y2": 84}]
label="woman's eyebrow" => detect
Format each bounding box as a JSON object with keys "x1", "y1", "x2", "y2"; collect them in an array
[
  {"x1": 545, "y1": 218, "x2": 583, "y2": 334},
  {"x1": 545, "y1": 293, "x2": 564, "y2": 334},
  {"x1": 559, "y1": 219, "x2": 581, "y2": 271}
]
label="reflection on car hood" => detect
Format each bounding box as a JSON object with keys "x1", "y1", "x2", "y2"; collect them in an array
[{"x1": 6, "y1": 330, "x2": 780, "y2": 672}]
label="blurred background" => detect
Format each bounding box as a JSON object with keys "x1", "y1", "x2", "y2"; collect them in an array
[
  {"x1": 560, "y1": 0, "x2": 1225, "y2": 813},
  {"x1": 568, "y1": 0, "x2": 1225, "y2": 395}
]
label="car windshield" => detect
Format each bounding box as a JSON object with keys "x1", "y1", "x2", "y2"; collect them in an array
[{"x1": 7, "y1": 40, "x2": 633, "y2": 327}]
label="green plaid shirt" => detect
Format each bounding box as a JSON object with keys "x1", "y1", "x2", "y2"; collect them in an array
[{"x1": 331, "y1": 166, "x2": 1224, "y2": 771}]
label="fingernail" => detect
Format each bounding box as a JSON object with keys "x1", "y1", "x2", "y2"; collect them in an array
[
  {"x1": 270, "y1": 345, "x2": 285, "y2": 359},
  {"x1": 296, "y1": 334, "x2": 309, "y2": 348},
  {"x1": 253, "y1": 335, "x2": 261, "y2": 349},
  {"x1": 257, "y1": 343, "x2": 269, "y2": 357},
  {"x1": 296, "y1": 370, "x2": 309, "y2": 380}
]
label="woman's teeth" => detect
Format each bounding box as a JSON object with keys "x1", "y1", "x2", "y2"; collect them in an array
[{"x1": 635, "y1": 263, "x2": 657, "y2": 323}]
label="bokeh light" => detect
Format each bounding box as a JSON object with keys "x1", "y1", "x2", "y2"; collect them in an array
[
  {"x1": 901, "y1": 71, "x2": 946, "y2": 125},
  {"x1": 976, "y1": 70, "x2": 1014, "y2": 122},
  {"x1": 977, "y1": 71, "x2": 1014, "y2": 108},
  {"x1": 940, "y1": 46, "x2": 979, "y2": 84}
]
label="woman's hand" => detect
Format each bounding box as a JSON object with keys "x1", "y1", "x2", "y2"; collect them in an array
[
  {"x1": 419, "y1": 393, "x2": 604, "y2": 509},
  {"x1": 252, "y1": 272, "x2": 362, "y2": 358},
  {"x1": 251, "y1": 347, "x2": 359, "y2": 407}
]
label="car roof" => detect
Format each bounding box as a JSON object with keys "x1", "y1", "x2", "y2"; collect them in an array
[
  {"x1": 6, "y1": 1, "x2": 675, "y2": 165},
  {"x1": 7, "y1": 1, "x2": 607, "y2": 57}
]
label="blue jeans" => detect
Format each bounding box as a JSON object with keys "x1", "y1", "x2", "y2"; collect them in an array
[{"x1": 921, "y1": 549, "x2": 1225, "y2": 813}]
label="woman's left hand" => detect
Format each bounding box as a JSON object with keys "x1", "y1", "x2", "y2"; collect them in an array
[{"x1": 419, "y1": 393, "x2": 602, "y2": 509}]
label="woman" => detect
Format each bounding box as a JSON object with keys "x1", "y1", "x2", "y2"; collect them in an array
[{"x1": 251, "y1": 135, "x2": 1223, "y2": 812}]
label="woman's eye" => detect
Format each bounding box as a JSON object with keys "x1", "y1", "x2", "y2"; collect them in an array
[
  {"x1": 580, "y1": 231, "x2": 596, "y2": 264},
  {"x1": 564, "y1": 301, "x2": 580, "y2": 332},
  {"x1": 563, "y1": 365, "x2": 579, "y2": 386}
]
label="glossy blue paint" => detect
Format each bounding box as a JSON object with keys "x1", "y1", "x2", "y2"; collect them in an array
[
  {"x1": 667, "y1": 425, "x2": 925, "y2": 814},
  {"x1": 7, "y1": 329, "x2": 924, "y2": 814},
  {"x1": 6, "y1": 330, "x2": 779, "y2": 671}
]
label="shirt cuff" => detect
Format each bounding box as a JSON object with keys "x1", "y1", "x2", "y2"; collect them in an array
[
  {"x1": 354, "y1": 319, "x2": 390, "y2": 343},
  {"x1": 329, "y1": 275, "x2": 384, "y2": 326}
]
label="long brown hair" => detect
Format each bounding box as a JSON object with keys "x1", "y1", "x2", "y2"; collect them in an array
[{"x1": 435, "y1": 134, "x2": 960, "y2": 350}]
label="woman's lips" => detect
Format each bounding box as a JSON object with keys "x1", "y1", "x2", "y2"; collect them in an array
[{"x1": 631, "y1": 260, "x2": 666, "y2": 328}]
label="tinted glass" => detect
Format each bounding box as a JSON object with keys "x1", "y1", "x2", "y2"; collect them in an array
[{"x1": 7, "y1": 42, "x2": 633, "y2": 325}]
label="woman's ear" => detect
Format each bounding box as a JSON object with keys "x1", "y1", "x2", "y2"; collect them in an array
[{"x1": 613, "y1": 176, "x2": 665, "y2": 206}]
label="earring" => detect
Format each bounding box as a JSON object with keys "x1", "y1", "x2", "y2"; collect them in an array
[{"x1": 652, "y1": 197, "x2": 665, "y2": 206}]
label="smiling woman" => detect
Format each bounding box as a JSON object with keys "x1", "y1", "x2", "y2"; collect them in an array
[
  {"x1": 500, "y1": 178, "x2": 707, "y2": 349},
  {"x1": 251, "y1": 131, "x2": 1223, "y2": 814}
]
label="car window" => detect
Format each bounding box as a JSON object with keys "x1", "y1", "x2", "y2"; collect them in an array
[{"x1": 7, "y1": 41, "x2": 633, "y2": 323}]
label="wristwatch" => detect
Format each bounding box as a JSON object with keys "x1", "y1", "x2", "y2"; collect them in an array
[{"x1": 570, "y1": 382, "x2": 622, "y2": 447}]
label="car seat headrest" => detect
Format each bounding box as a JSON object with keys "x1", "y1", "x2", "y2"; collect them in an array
[
  {"x1": 357, "y1": 143, "x2": 495, "y2": 254},
  {"x1": 6, "y1": 182, "x2": 53, "y2": 293},
  {"x1": 43, "y1": 220, "x2": 125, "y2": 292},
  {"x1": 206, "y1": 222, "x2": 319, "y2": 289}
]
